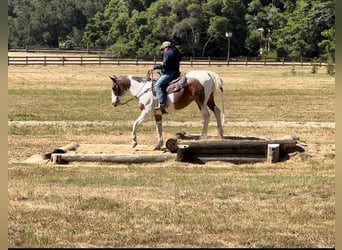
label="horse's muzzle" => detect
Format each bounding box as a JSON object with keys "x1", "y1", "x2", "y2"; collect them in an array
[
  {"x1": 112, "y1": 100, "x2": 120, "y2": 107},
  {"x1": 112, "y1": 96, "x2": 121, "y2": 107}
]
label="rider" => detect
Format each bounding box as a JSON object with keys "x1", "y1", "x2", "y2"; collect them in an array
[{"x1": 149, "y1": 41, "x2": 181, "y2": 114}]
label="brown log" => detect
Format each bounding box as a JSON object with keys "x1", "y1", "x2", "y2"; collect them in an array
[
  {"x1": 51, "y1": 153, "x2": 174, "y2": 164},
  {"x1": 176, "y1": 145, "x2": 191, "y2": 162},
  {"x1": 52, "y1": 142, "x2": 80, "y2": 154},
  {"x1": 169, "y1": 138, "x2": 298, "y2": 155},
  {"x1": 165, "y1": 138, "x2": 178, "y2": 153}
]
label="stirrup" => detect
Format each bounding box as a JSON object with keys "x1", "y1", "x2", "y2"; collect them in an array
[{"x1": 155, "y1": 103, "x2": 168, "y2": 114}]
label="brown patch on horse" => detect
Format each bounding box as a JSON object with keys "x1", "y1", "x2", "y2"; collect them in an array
[
  {"x1": 154, "y1": 113, "x2": 162, "y2": 122},
  {"x1": 111, "y1": 76, "x2": 131, "y2": 96},
  {"x1": 172, "y1": 77, "x2": 205, "y2": 110},
  {"x1": 206, "y1": 92, "x2": 216, "y2": 111}
]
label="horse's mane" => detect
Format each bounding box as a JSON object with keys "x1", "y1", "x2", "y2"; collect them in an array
[{"x1": 131, "y1": 76, "x2": 150, "y2": 83}]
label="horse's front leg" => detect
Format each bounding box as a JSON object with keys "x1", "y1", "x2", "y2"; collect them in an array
[
  {"x1": 132, "y1": 110, "x2": 150, "y2": 148},
  {"x1": 153, "y1": 112, "x2": 163, "y2": 150}
]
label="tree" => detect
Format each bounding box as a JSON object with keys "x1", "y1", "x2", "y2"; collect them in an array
[
  {"x1": 83, "y1": 12, "x2": 111, "y2": 48},
  {"x1": 272, "y1": 0, "x2": 334, "y2": 59}
]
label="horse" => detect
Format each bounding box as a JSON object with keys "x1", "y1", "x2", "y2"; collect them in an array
[{"x1": 110, "y1": 70, "x2": 226, "y2": 150}]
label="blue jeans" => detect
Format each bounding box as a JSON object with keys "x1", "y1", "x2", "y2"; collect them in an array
[{"x1": 155, "y1": 70, "x2": 178, "y2": 105}]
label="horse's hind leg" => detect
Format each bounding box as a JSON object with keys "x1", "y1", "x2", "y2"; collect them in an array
[
  {"x1": 207, "y1": 93, "x2": 224, "y2": 138},
  {"x1": 199, "y1": 104, "x2": 210, "y2": 139}
]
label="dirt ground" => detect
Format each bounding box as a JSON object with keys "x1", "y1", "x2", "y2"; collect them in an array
[{"x1": 12, "y1": 120, "x2": 334, "y2": 165}]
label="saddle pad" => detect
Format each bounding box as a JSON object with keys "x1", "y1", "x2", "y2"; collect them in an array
[{"x1": 166, "y1": 75, "x2": 187, "y2": 94}]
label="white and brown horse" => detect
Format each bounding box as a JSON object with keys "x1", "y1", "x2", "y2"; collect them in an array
[{"x1": 110, "y1": 70, "x2": 226, "y2": 150}]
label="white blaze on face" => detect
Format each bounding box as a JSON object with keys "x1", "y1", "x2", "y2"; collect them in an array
[{"x1": 111, "y1": 90, "x2": 119, "y2": 106}]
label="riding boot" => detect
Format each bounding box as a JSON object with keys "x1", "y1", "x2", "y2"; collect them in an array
[{"x1": 155, "y1": 103, "x2": 168, "y2": 114}]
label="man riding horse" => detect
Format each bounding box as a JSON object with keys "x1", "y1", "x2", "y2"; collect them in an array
[{"x1": 148, "y1": 41, "x2": 181, "y2": 114}]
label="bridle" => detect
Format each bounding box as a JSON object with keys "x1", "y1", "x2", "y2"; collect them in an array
[{"x1": 112, "y1": 71, "x2": 155, "y2": 106}]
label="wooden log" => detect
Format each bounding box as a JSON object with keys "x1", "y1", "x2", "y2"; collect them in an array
[
  {"x1": 52, "y1": 142, "x2": 80, "y2": 154},
  {"x1": 51, "y1": 153, "x2": 174, "y2": 164},
  {"x1": 165, "y1": 138, "x2": 178, "y2": 153},
  {"x1": 165, "y1": 132, "x2": 190, "y2": 153},
  {"x1": 170, "y1": 138, "x2": 298, "y2": 155},
  {"x1": 184, "y1": 140, "x2": 267, "y2": 154},
  {"x1": 176, "y1": 145, "x2": 191, "y2": 162}
]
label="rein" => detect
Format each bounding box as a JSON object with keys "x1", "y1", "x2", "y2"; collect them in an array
[
  {"x1": 119, "y1": 86, "x2": 152, "y2": 106},
  {"x1": 118, "y1": 71, "x2": 154, "y2": 106}
]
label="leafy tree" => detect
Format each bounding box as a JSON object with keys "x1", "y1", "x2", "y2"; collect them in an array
[
  {"x1": 8, "y1": 0, "x2": 335, "y2": 61},
  {"x1": 83, "y1": 12, "x2": 111, "y2": 48},
  {"x1": 318, "y1": 27, "x2": 335, "y2": 61},
  {"x1": 273, "y1": 0, "x2": 334, "y2": 59}
]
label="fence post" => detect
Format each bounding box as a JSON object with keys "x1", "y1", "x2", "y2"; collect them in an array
[
  {"x1": 26, "y1": 56, "x2": 28, "y2": 65},
  {"x1": 264, "y1": 56, "x2": 266, "y2": 66},
  {"x1": 245, "y1": 57, "x2": 248, "y2": 66},
  {"x1": 80, "y1": 56, "x2": 83, "y2": 66},
  {"x1": 190, "y1": 57, "x2": 193, "y2": 67},
  {"x1": 282, "y1": 57, "x2": 285, "y2": 66},
  {"x1": 99, "y1": 56, "x2": 102, "y2": 65},
  {"x1": 44, "y1": 56, "x2": 46, "y2": 66},
  {"x1": 62, "y1": 56, "x2": 65, "y2": 66},
  {"x1": 208, "y1": 56, "x2": 211, "y2": 66}
]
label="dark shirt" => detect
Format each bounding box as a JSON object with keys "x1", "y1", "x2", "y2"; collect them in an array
[{"x1": 154, "y1": 47, "x2": 181, "y2": 73}]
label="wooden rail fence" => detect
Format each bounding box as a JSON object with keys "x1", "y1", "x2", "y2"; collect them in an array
[{"x1": 8, "y1": 55, "x2": 328, "y2": 67}]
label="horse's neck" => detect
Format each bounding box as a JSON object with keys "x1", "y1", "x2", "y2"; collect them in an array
[{"x1": 128, "y1": 76, "x2": 152, "y2": 97}]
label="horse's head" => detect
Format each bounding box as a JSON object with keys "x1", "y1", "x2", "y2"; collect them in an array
[{"x1": 110, "y1": 75, "x2": 131, "y2": 107}]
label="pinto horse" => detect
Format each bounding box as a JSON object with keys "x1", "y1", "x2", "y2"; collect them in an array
[{"x1": 110, "y1": 70, "x2": 226, "y2": 150}]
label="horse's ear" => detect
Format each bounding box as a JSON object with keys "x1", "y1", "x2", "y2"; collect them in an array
[{"x1": 109, "y1": 76, "x2": 116, "y2": 83}]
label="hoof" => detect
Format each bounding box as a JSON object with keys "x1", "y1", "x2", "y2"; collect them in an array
[{"x1": 132, "y1": 142, "x2": 138, "y2": 148}]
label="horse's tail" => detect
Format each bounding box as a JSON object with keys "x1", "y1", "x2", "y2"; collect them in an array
[{"x1": 207, "y1": 71, "x2": 227, "y2": 124}]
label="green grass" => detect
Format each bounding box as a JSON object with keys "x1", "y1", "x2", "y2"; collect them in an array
[
  {"x1": 8, "y1": 163, "x2": 334, "y2": 248},
  {"x1": 8, "y1": 66, "x2": 335, "y2": 248},
  {"x1": 8, "y1": 87, "x2": 335, "y2": 122}
]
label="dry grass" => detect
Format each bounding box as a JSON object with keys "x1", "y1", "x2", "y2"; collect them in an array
[{"x1": 8, "y1": 62, "x2": 335, "y2": 248}]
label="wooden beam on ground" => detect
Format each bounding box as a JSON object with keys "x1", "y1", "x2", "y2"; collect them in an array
[
  {"x1": 52, "y1": 142, "x2": 80, "y2": 154},
  {"x1": 51, "y1": 153, "x2": 174, "y2": 164},
  {"x1": 170, "y1": 133, "x2": 303, "y2": 163}
]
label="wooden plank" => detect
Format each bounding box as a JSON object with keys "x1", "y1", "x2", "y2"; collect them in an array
[
  {"x1": 194, "y1": 154, "x2": 266, "y2": 164},
  {"x1": 51, "y1": 153, "x2": 174, "y2": 164}
]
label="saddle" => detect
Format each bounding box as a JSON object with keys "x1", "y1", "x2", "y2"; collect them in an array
[
  {"x1": 165, "y1": 75, "x2": 187, "y2": 94},
  {"x1": 150, "y1": 74, "x2": 187, "y2": 97}
]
